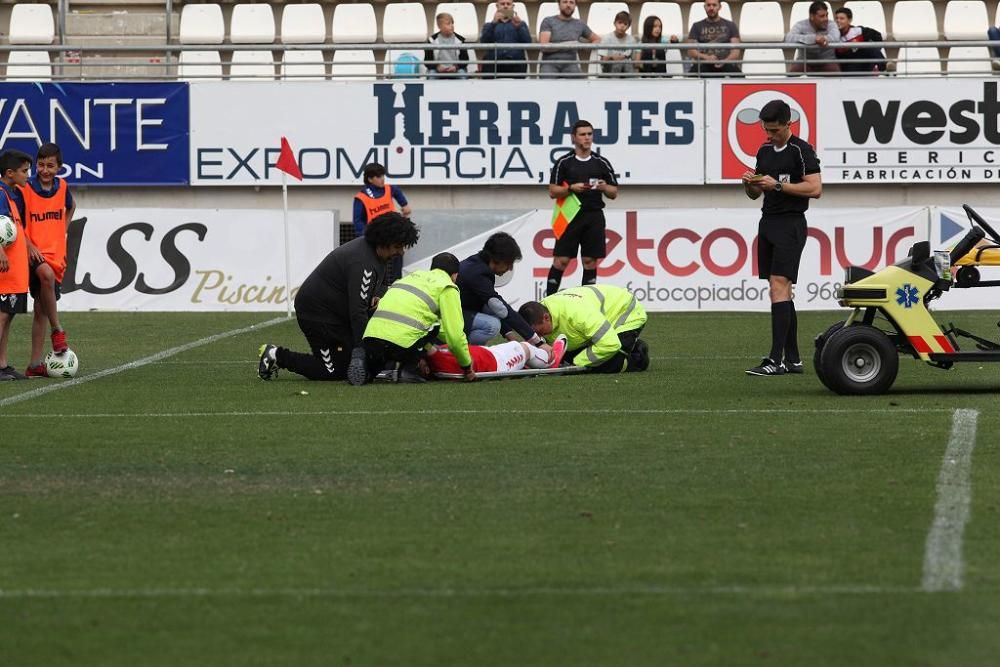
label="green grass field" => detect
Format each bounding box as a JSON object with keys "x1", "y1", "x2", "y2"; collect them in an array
[{"x1": 1, "y1": 310, "x2": 998, "y2": 666}]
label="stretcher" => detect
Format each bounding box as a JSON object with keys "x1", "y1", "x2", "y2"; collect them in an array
[{"x1": 433, "y1": 366, "x2": 589, "y2": 380}]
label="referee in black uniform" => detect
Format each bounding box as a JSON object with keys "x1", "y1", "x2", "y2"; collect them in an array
[
  {"x1": 546, "y1": 120, "x2": 618, "y2": 295},
  {"x1": 742, "y1": 99, "x2": 822, "y2": 377}
]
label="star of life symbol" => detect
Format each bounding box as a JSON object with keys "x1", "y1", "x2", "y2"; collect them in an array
[{"x1": 896, "y1": 284, "x2": 919, "y2": 308}]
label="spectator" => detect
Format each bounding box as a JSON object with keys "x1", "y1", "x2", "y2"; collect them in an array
[
  {"x1": 425, "y1": 13, "x2": 470, "y2": 78},
  {"x1": 634, "y1": 15, "x2": 679, "y2": 76},
  {"x1": 480, "y1": 0, "x2": 532, "y2": 78},
  {"x1": 687, "y1": 0, "x2": 742, "y2": 77},
  {"x1": 599, "y1": 11, "x2": 638, "y2": 77},
  {"x1": 833, "y1": 7, "x2": 886, "y2": 74},
  {"x1": 538, "y1": 0, "x2": 601, "y2": 78},
  {"x1": 785, "y1": 1, "x2": 841, "y2": 74}
]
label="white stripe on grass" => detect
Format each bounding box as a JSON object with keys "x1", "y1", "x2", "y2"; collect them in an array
[
  {"x1": 0, "y1": 317, "x2": 288, "y2": 409},
  {"x1": 0, "y1": 408, "x2": 957, "y2": 419},
  {"x1": 0, "y1": 583, "x2": 923, "y2": 600},
  {"x1": 922, "y1": 408, "x2": 981, "y2": 592}
]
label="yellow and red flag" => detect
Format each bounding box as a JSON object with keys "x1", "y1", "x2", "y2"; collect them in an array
[{"x1": 551, "y1": 186, "x2": 581, "y2": 240}]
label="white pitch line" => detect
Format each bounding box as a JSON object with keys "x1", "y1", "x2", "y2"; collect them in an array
[
  {"x1": 0, "y1": 317, "x2": 288, "y2": 409},
  {"x1": 0, "y1": 407, "x2": 956, "y2": 419},
  {"x1": 922, "y1": 408, "x2": 981, "y2": 593},
  {"x1": 0, "y1": 583, "x2": 922, "y2": 600}
]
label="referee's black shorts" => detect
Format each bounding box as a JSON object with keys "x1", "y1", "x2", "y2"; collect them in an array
[
  {"x1": 553, "y1": 209, "x2": 607, "y2": 259},
  {"x1": 757, "y1": 213, "x2": 807, "y2": 283}
]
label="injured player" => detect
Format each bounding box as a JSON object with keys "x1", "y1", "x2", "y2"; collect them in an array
[{"x1": 420, "y1": 336, "x2": 568, "y2": 379}]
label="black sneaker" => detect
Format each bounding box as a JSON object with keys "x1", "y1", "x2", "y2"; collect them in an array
[
  {"x1": 257, "y1": 344, "x2": 278, "y2": 381},
  {"x1": 0, "y1": 366, "x2": 28, "y2": 380},
  {"x1": 784, "y1": 360, "x2": 804, "y2": 374},
  {"x1": 745, "y1": 357, "x2": 786, "y2": 376},
  {"x1": 347, "y1": 347, "x2": 369, "y2": 386}
]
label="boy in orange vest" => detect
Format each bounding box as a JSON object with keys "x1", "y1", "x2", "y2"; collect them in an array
[
  {"x1": 353, "y1": 162, "x2": 411, "y2": 282},
  {"x1": 22, "y1": 143, "x2": 75, "y2": 377},
  {"x1": 0, "y1": 150, "x2": 32, "y2": 381}
]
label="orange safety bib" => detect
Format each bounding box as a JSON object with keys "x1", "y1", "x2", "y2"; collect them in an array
[
  {"x1": 0, "y1": 188, "x2": 29, "y2": 295},
  {"x1": 355, "y1": 184, "x2": 395, "y2": 224},
  {"x1": 21, "y1": 179, "x2": 68, "y2": 281}
]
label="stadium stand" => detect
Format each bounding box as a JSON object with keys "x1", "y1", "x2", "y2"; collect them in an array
[
  {"x1": 178, "y1": 3, "x2": 224, "y2": 80},
  {"x1": 383, "y1": 3, "x2": 429, "y2": 77},
  {"x1": 330, "y1": 3, "x2": 378, "y2": 79},
  {"x1": 1, "y1": 0, "x2": 994, "y2": 80},
  {"x1": 739, "y1": 2, "x2": 785, "y2": 43},
  {"x1": 229, "y1": 4, "x2": 277, "y2": 79},
  {"x1": 741, "y1": 47, "x2": 788, "y2": 76},
  {"x1": 7, "y1": 3, "x2": 55, "y2": 80},
  {"x1": 280, "y1": 4, "x2": 327, "y2": 80}
]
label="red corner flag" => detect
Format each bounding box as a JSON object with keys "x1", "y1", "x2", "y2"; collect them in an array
[{"x1": 275, "y1": 136, "x2": 303, "y2": 181}]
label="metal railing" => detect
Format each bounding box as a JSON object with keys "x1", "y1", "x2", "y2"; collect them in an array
[{"x1": 1, "y1": 40, "x2": 997, "y2": 80}]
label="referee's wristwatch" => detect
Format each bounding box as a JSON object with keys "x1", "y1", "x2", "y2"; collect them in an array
[{"x1": 774, "y1": 181, "x2": 783, "y2": 192}]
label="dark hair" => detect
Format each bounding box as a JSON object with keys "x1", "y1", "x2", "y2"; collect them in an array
[
  {"x1": 482, "y1": 232, "x2": 522, "y2": 265},
  {"x1": 572, "y1": 120, "x2": 593, "y2": 136},
  {"x1": 641, "y1": 15, "x2": 661, "y2": 43},
  {"x1": 808, "y1": 1, "x2": 828, "y2": 16},
  {"x1": 364, "y1": 211, "x2": 419, "y2": 249},
  {"x1": 614, "y1": 11, "x2": 631, "y2": 26},
  {"x1": 0, "y1": 150, "x2": 32, "y2": 177},
  {"x1": 430, "y1": 252, "x2": 460, "y2": 276},
  {"x1": 37, "y1": 142, "x2": 63, "y2": 164},
  {"x1": 517, "y1": 301, "x2": 549, "y2": 326},
  {"x1": 362, "y1": 162, "x2": 386, "y2": 184},
  {"x1": 758, "y1": 99, "x2": 791, "y2": 125},
  {"x1": 834, "y1": 7, "x2": 852, "y2": 19}
]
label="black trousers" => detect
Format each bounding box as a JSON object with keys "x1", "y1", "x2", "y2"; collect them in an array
[
  {"x1": 363, "y1": 326, "x2": 440, "y2": 374},
  {"x1": 276, "y1": 317, "x2": 352, "y2": 381},
  {"x1": 570, "y1": 327, "x2": 645, "y2": 374}
]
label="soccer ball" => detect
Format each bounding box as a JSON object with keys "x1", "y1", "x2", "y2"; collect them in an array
[
  {"x1": 0, "y1": 215, "x2": 16, "y2": 247},
  {"x1": 44, "y1": 349, "x2": 79, "y2": 378}
]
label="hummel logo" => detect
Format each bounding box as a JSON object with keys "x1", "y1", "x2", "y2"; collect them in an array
[
  {"x1": 321, "y1": 349, "x2": 331, "y2": 362},
  {"x1": 360, "y1": 269, "x2": 373, "y2": 300}
]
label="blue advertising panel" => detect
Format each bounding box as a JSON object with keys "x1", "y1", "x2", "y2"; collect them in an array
[{"x1": 0, "y1": 82, "x2": 189, "y2": 185}]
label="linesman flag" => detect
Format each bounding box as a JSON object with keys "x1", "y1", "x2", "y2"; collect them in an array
[
  {"x1": 276, "y1": 136, "x2": 303, "y2": 181},
  {"x1": 551, "y1": 185, "x2": 580, "y2": 240}
]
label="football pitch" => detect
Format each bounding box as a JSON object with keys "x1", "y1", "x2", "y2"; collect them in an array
[{"x1": 1, "y1": 310, "x2": 998, "y2": 666}]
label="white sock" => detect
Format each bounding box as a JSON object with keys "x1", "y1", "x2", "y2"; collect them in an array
[{"x1": 525, "y1": 343, "x2": 550, "y2": 369}]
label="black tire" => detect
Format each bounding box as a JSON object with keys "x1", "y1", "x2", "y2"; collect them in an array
[
  {"x1": 956, "y1": 266, "x2": 980, "y2": 287},
  {"x1": 819, "y1": 325, "x2": 899, "y2": 395},
  {"x1": 813, "y1": 322, "x2": 845, "y2": 391}
]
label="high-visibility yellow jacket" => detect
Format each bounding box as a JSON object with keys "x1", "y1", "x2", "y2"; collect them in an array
[
  {"x1": 541, "y1": 285, "x2": 646, "y2": 368},
  {"x1": 364, "y1": 268, "x2": 472, "y2": 368}
]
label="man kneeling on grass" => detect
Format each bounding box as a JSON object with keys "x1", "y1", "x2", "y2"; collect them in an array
[{"x1": 518, "y1": 284, "x2": 650, "y2": 373}]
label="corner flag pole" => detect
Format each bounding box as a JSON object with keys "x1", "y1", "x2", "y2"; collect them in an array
[
  {"x1": 281, "y1": 169, "x2": 292, "y2": 318},
  {"x1": 275, "y1": 136, "x2": 304, "y2": 319}
]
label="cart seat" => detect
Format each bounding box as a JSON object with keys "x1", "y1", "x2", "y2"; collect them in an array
[{"x1": 954, "y1": 243, "x2": 1000, "y2": 266}]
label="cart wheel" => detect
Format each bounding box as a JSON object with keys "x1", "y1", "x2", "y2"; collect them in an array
[
  {"x1": 820, "y1": 325, "x2": 899, "y2": 395},
  {"x1": 813, "y1": 322, "x2": 845, "y2": 391},
  {"x1": 956, "y1": 266, "x2": 980, "y2": 287}
]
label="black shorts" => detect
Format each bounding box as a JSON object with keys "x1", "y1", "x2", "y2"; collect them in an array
[
  {"x1": 757, "y1": 214, "x2": 807, "y2": 282},
  {"x1": 553, "y1": 209, "x2": 607, "y2": 259},
  {"x1": 297, "y1": 317, "x2": 352, "y2": 379},
  {"x1": 0, "y1": 292, "x2": 28, "y2": 316},
  {"x1": 29, "y1": 260, "x2": 61, "y2": 302}
]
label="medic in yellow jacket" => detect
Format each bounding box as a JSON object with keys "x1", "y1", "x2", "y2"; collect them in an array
[
  {"x1": 357, "y1": 252, "x2": 474, "y2": 384},
  {"x1": 518, "y1": 285, "x2": 649, "y2": 373}
]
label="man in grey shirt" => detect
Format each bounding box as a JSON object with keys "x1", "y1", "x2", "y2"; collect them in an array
[
  {"x1": 785, "y1": 1, "x2": 841, "y2": 73},
  {"x1": 686, "y1": 0, "x2": 742, "y2": 77},
  {"x1": 539, "y1": 0, "x2": 601, "y2": 78}
]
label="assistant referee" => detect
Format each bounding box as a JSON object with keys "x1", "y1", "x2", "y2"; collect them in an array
[
  {"x1": 741, "y1": 99, "x2": 822, "y2": 377},
  {"x1": 546, "y1": 119, "x2": 618, "y2": 296}
]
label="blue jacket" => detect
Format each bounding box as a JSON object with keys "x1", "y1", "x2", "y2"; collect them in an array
[
  {"x1": 480, "y1": 19, "x2": 531, "y2": 61},
  {"x1": 457, "y1": 251, "x2": 538, "y2": 342}
]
